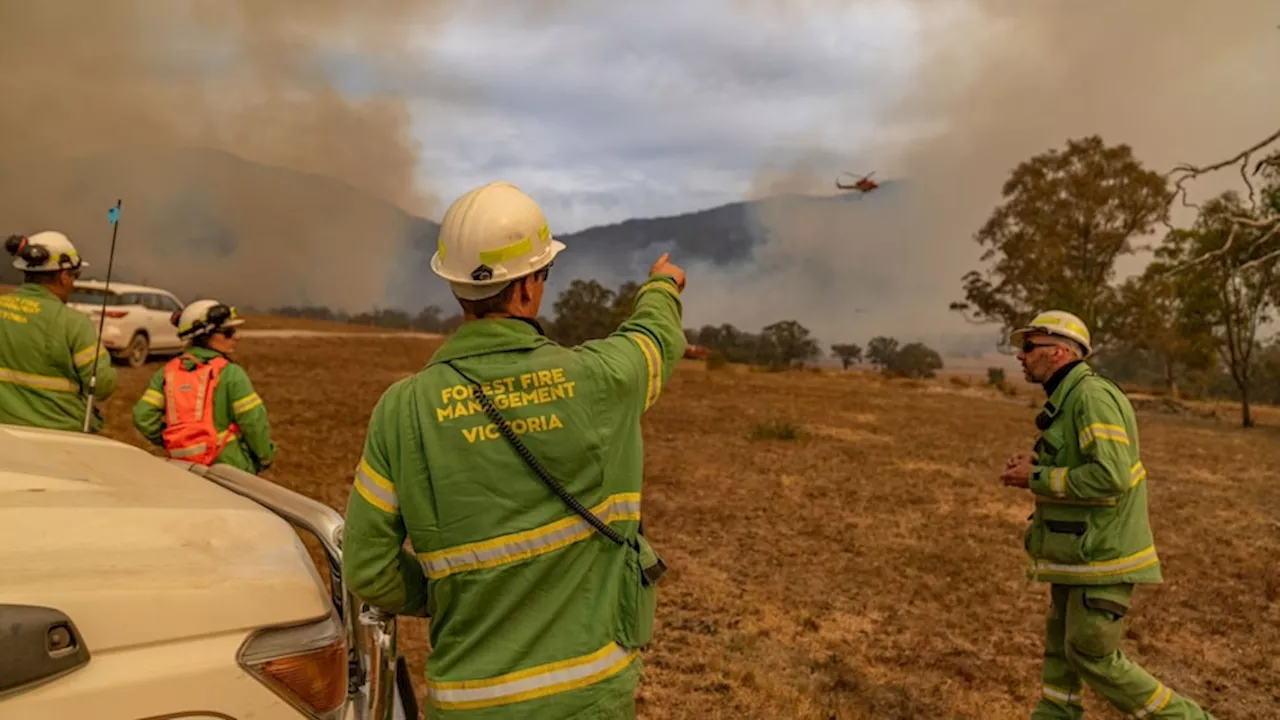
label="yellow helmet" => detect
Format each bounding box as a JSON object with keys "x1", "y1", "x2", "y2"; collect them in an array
[
  {"x1": 1010, "y1": 310, "x2": 1092, "y2": 358},
  {"x1": 430, "y1": 181, "x2": 565, "y2": 301}
]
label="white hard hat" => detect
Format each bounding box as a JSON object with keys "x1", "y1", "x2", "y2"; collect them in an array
[
  {"x1": 4, "y1": 231, "x2": 88, "y2": 272},
  {"x1": 430, "y1": 181, "x2": 566, "y2": 300},
  {"x1": 1010, "y1": 310, "x2": 1092, "y2": 358},
  {"x1": 173, "y1": 299, "x2": 245, "y2": 340}
]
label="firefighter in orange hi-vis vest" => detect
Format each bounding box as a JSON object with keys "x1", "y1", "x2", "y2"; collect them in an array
[{"x1": 132, "y1": 299, "x2": 277, "y2": 474}]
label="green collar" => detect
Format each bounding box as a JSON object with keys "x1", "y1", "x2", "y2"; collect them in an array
[
  {"x1": 1042, "y1": 362, "x2": 1092, "y2": 418},
  {"x1": 17, "y1": 283, "x2": 60, "y2": 302},
  {"x1": 427, "y1": 317, "x2": 555, "y2": 367}
]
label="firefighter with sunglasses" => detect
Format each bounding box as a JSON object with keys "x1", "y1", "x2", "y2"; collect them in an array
[
  {"x1": 0, "y1": 231, "x2": 117, "y2": 433},
  {"x1": 1000, "y1": 310, "x2": 1215, "y2": 719},
  {"x1": 132, "y1": 299, "x2": 277, "y2": 475}
]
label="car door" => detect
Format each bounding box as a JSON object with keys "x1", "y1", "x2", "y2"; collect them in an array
[{"x1": 154, "y1": 294, "x2": 185, "y2": 350}]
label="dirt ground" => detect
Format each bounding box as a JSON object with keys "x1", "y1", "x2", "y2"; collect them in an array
[{"x1": 94, "y1": 334, "x2": 1280, "y2": 720}]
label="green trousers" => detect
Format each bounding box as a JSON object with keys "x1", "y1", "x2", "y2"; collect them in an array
[{"x1": 1032, "y1": 584, "x2": 1216, "y2": 719}]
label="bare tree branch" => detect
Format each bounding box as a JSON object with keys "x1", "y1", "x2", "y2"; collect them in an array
[
  {"x1": 1164, "y1": 127, "x2": 1280, "y2": 225},
  {"x1": 1158, "y1": 127, "x2": 1280, "y2": 276}
]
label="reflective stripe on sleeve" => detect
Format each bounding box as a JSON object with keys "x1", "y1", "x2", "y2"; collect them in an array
[
  {"x1": 1079, "y1": 423, "x2": 1130, "y2": 448},
  {"x1": 73, "y1": 345, "x2": 107, "y2": 369},
  {"x1": 420, "y1": 493, "x2": 641, "y2": 579},
  {"x1": 428, "y1": 642, "x2": 637, "y2": 711},
  {"x1": 232, "y1": 392, "x2": 264, "y2": 414},
  {"x1": 354, "y1": 458, "x2": 398, "y2": 514},
  {"x1": 638, "y1": 278, "x2": 680, "y2": 303},
  {"x1": 625, "y1": 332, "x2": 662, "y2": 409},
  {"x1": 141, "y1": 388, "x2": 165, "y2": 408},
  {"x1": 1130, "y1": 461, "x2": 1147, "y2": 487},
  {"x1": 0, "y1": 367, "x2": 78, "y2": 393},
  {"x1": 1048, "y1": 467, "x2": 1068, "y2": 496}
]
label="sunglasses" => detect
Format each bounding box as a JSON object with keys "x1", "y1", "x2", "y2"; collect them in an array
[
  {"x1": 1020, "y1": 341, "x2": 1059, "y2": 353},
  {"x1": 218, "y1": 327, "x2": 237, "y2": 339}
]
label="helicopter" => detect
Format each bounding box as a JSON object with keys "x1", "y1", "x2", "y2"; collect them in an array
[{"x1": 835, "y1": 171, "x2": 881, "y2": 194}]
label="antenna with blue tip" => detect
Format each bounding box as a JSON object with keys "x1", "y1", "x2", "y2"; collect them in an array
[{"x1": 82, "y1": 199, "x2": 123, "y2": 433}]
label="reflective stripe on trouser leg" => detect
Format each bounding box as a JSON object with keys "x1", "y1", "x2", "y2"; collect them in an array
[
  {"x1": 1061, "y1": 586, "x2": 1215, "y2": 719},
  {"x1": 1031, "y1": 585, "x2": 1085, "y2": 720}
]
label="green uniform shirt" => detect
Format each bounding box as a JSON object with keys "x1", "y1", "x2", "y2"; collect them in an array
[
  {"x1": 132, "y1": 346, "x2": 277, "y2": 475},
  {"x1": 1024, "y1": 362, "x2": 1163, "y2": 585},
  {"x1": 0, "y1": 283, "x2": 117, "y2": 432},
  {"x1": 342, "y1": 274, "x2": 685, "y2": 719}
]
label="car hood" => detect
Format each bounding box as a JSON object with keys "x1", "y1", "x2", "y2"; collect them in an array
[{"x1": 0, "y1": 424, "x2": 332, "y2": 654}]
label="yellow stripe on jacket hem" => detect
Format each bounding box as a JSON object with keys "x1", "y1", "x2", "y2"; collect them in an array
[
  {"x1": 420, "y1": 493, "x2": 641, "y2": 579},
  {"x1": 1032, "y1": 545, "x2": 1159, "y2": 580},
  {"x1": 428, "y1": 642, "x2": 638, "y2": 711}
]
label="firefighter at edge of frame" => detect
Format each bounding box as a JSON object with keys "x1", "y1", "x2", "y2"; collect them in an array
[
  {"x1": 0, "y1": 231, "x2": 117, "y2": 433},
  {"x1": 132, "y1": 300, "x2": 277, "y2": 475},
  {"x1": 341, "y1": 180, "x2": 687, "y2": 718}
]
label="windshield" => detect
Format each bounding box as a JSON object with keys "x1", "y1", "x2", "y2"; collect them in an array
[{"x1": 68, "y1": 289, "x2": 122, "y2": 306}]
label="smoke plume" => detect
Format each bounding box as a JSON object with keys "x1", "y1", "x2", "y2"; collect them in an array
[
  {"x1": 0, "y1": 1, "x2": 444, "y2": 311},
  {"x1": 687, "y1": 0, "x2": 1280, "y2": 354}
]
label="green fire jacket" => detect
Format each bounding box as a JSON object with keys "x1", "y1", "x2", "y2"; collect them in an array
[
  {"x1": 1024, "y1": 362, "x2": 1163, "y2": 585},
  {"x1": 0, "y1": 283, "x2": 116, "y2": 432},
  {"x1": 342, "y1": 273, "x2": 685, "y2": 718},
  {"x1": 132, "y1": 346, "x2": 277, "y2": 475}
]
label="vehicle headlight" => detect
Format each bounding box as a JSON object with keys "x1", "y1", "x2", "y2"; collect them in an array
[{"x1": 237, "y1": 611, "x2": 348, "y2": 719}]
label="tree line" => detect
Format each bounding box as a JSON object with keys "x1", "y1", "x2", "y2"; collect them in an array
[
  {"x1": 951, "y1": 131, "x2": 1280, "y2": 426},
  {"x1": 269, "y1": 280, "x2": 947, "y2": 378}
]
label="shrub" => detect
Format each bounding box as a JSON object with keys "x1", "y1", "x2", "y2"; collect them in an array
[
  {"x1": 987, "y1": 367, "x2": 1007, "y2": 387},
  {"x1": 706, "y1": 350, "x2": 728, "y2": 371}
]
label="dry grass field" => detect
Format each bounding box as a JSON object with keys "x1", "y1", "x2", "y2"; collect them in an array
[{"x1": 91, "y1": 328, "x2": 1280, "y2": 720}]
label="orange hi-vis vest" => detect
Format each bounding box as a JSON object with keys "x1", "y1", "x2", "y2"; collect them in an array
[{"x1": 161, "y1": 353, "x2": 240, "y2": 465}]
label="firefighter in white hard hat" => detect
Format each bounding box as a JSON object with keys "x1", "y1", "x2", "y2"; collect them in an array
[
  {"x1": 0, "y1": 231, "x2": 117, "y2": 432},
  {"x1": 1001, "y1": 310, "x2": 1216, "y2": 719},
  {"x1": 342, "y1": 181, "x2": 687, "y2": 718},
  {"x1": 132, "y1": 299, "x2": 277, "y2": 474}
]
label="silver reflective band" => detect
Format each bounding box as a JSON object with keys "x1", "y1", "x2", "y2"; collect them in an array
[{"x1": 429, "y1": 642, "x2": 635, "y2": 709}]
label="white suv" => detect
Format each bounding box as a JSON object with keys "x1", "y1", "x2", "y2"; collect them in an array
[
  {"x1": 67, "y1": 281, "x2": 187, "y2": 367},
  {"x1": 0, "y1": 423, "x2": 418, "y2": 719}
]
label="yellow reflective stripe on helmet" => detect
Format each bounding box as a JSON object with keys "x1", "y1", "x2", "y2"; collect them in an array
[
  {"x1": 232, "y1": 392, "x2": 263, "y2": 415},
  {"x1": 354, "y1": 458, "x2": 398, "y2": 514},
  {"x1": 419, "y1": 493, "x2": 640, "y2": 579},
  {"x1": 0, "y1": 367, "x2": 78, "y2": 393},
  {"x1": 1032, "y1": 313, "x2": 1089, "y2": 340},
  {"x1": 1079, "y1": 423, "x2": 1130, "y2": 448},
  {"x1": 476, "y1": 224, "x2": 551, "y2": 266},
  {"x1": 1032, "y1": 545, "x2": 1159, "y2": 581},
  {"x1": 625, "y1": 332, "x2": 662, "y2": 410},
  {"x1": 73, "y1": 344, "x2": 106, "y2": 369},
  {"x1": 141, "y1": 388, "x2": 165, "y2": 408},
  {"x1": 427, "y1": 641, "x2": 638, "y2": 711}
]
